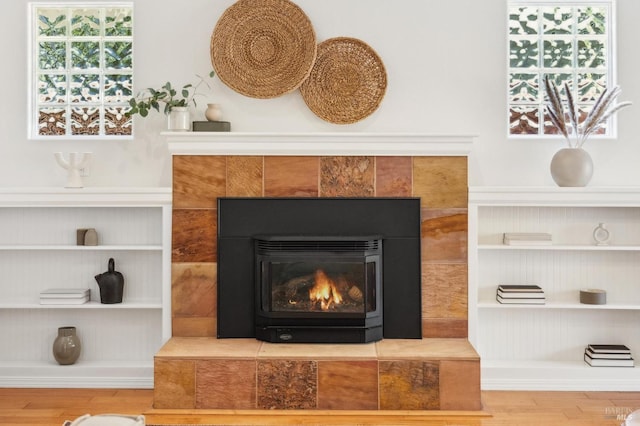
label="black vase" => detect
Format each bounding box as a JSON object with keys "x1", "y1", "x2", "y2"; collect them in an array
[{"x1": 95, "y1": 258, "x2": 124, "y2": 304}]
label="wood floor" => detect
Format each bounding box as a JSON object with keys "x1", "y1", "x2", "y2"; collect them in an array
[{"x1": 0, "y1": 388, "x2": 638, "y2": 426}]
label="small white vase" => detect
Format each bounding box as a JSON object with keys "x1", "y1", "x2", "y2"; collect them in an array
[
  {"x1": 167, "y1": 107, "x2": 190, "y2": 131},
  {"x1": 205, "y1": 103, "x2": 222, "y2": 121},
  {"x1": 550, "y1": 147, "x2": 593, "y2": 187}
]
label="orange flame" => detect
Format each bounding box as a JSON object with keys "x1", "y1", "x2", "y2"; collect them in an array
[{"x1": 309, "y1": 269, "x2": 343, "y2": 310}]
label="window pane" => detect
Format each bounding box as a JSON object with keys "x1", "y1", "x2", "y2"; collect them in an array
[
  {"x1": 71, "y1": 74, "x2": 100, "y2": 103},
  {"x1": 510, "y1": 39, "x2": 539, "y2": 68},
  {"x1": 105, "y1": 74, "x2": 133, "y2": 103},
  {"x1": 578, "y1": 73, "x2": 606, "y2": 102},
  {"x1": 577, "y1": 39, "x2": 606, "y2": 68},
  {"x1": 71, "y1": 107, "x2": 100, "y2": 135},
  {"x1": 105, "y1": 8, "x2": 132, "y2": 36},
  {"x1": 543, "y1": 39, "x2": 573, "y2": 68},
  {"x1": 38, "y1": 9, "x2": 67, "y2": 36},
  {"x1": 38, "y1": 74, "x2": 67, "y2": 104},
  {"x1": 509, "y1": 106, "x2": 539, "y2": 135},
  {"x1": 542, "y1": 7, "x2": 573, "y2": 34},
  {"x1": 39, "y1": 42, "x2": 66, "y2": 70},
  {"x1": 71, "y1": 9, "x2": 101, "y2": 36},
  {"x1": 38, "y1": 108, "x2": 66, "y2": 135},
  {"x1": 509, "y1": 73, "x2": 539, "y2": 103},
  {"x1": 509, "y1": 7, "x2": 538, "y2": 35},
  {"x1": 578, "y1": 7, "x2": 607, "y2": 35},
  {"x1": 105, "y1": 107, "x2": 133, "y2": 135},
  {"x1": 105, "y1": 42, "x2": 133, "y2": 69},
  {"x1": 71, "y1": 41, "x2": 100, "y2": 69}
]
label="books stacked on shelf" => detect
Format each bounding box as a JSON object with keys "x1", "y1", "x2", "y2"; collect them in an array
[
  {"x1": 39, "y1": 288, "x2": 90, "y2": 305},
  {"x1": 496, "y1": 284, "x2": 545, "y2": 304},
  {"x1": 584, "y1": 344, "x2": 635, "y2": 367},
  {"x1": 503, "y1": 232, "x2": 552, "y2": 246}
]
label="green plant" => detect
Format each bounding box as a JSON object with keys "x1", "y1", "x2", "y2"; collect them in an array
[
  {"x1": 544, "y1": 75, "x2": 632, "y2": 148},
  {"x1": 127, "y1": 70, "x2": 215, "y2": 117}
]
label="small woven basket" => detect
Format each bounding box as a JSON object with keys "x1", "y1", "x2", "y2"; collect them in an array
[
  {"x1": 300, "y1": 37, "x2": 387, "y2": 124},
  {"x1": 211, "y1": 0, "x2": 317, "y2": 99}
]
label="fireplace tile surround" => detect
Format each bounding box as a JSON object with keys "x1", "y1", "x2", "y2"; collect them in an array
[{"x1": 158, "y1": 133, "x2": 479, "y2": 411}]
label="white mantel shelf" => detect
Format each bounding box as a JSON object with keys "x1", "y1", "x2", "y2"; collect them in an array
[
  {"x1": 0, "y1": 187, "x2": 171, "y2": 206},
  {"x1": 163, "y1": 132, "x2": 475, "y2": 156}
]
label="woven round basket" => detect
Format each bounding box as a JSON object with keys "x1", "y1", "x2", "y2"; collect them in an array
[
  {"x1": 211, "y1": 0, "x2": 317, "y2": 99},
  {"x1": 300, "y1": 37, "x2": 387, "y2": 124}
]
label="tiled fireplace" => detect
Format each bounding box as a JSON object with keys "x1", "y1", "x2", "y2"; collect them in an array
[{"x1": 154, "y1": 133, "x2": 480, "y2": 411}]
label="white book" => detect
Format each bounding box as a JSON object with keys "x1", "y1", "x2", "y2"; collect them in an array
[
  {"x1": 40, "y1": 288, "x2": 90, "y2": 298},
  {"x1": 40, "y1": 296, "x2": 89, "y2": 305}
]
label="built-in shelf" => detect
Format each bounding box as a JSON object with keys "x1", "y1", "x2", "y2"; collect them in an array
[
  {"x1": 469, "y1": 186, "x2": 640, "y2": 391},
  {"x1": 0, "y1": 187, "x2": 171, "y2": 388}
]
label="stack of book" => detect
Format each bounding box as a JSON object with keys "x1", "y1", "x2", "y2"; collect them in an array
[
  {"x1": 496, "y1": 284, "x2": 545, "y2": 304},
  {"x1": 584, "y1": 344, "x2": 635, "y2": 367},
  {"x1": 503, "y1": 232, "x2": 552, "y2": 246},
  {"x1": 39, "y1": 288, "x2": 90, "y2": 305}
]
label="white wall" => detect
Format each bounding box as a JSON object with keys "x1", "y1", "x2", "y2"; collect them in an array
[{"x1": 1, "y1": 0, "x2": 638, "y2": 188}]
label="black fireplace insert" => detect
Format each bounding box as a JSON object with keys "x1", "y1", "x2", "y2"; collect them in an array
[
  {"x1": 217, "y1": 197, "x2": 422, "y2": 342},
  {"x1": 255, "y1": 235, "x2": 383, "y2": 343}
]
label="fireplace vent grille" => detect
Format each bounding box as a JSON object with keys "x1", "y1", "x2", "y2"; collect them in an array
[{"x1": 255, "y1": 238, "x2": 380, "y2": 254}]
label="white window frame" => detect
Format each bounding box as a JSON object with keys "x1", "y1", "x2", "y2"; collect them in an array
[
  {"x1": 28, "y1": 2, "x2": 134, "y2": 140},
  {"x1": 507, "y1": 0, "x2": 618, "y2": 139}
]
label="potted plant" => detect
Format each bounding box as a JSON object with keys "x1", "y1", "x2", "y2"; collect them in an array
[
  {"x1": 544, "y1": 75, "x2": 632, "y2": 186},
  {"x1": 127, "y1": 71, "x2": 215, "y2": 131}
]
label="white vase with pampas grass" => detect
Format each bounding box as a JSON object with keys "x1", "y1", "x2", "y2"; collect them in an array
[{"x1": 544, "y1": 75, "x2": 632, "y2": 187}]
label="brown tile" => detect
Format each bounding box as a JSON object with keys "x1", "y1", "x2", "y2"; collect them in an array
[
  {"x1": 153, "y1": 359, "x2": 195, "y2": 409},
  {"x1": 320, "y1": 156, "x2": 375, "y2": 197},
  {"x1": 413, "y1": 157, "x2": 467, "y2": 208},
  {"x1": 171, "y1": 263, "x2": 216, "y2": 317},
  {"x1": 172, "y1": 316, "x2": 216, "y2": 337},
  {"x1": 172, "y1": 209, "x2": 216, "y2": 263},
  {"x1": 379, "y1": 360, "x2": 440, "y2": 410},
  {"x1": 227, "y1": 156, "x2": 263, "y2": 197},
  {"x1": 196, "y1": 359, "x2": 256, "y2": 409},
  {"x1": 375, "y1": 156, "x2": 412, "y2": 197},
  {"x1": 257, "y1": 360, "x2": 317, "y2": 409},
  {"x1": 421, "y1": 208, "x2": 468, "y2": 263},
  {"x1": 173, "y1": 156, "x2": 226, "y2": 209},
  {"x1": 422, "y1": 318, "x2": 468, "y2": 338},
  {"x1": 439, "y1": 360, "x2": 481, "y2": 410},
  {"x1": 318, "y1": 361, "x2": 378, "y2": 410},
  {"x1": 264, "y1": 156, "x2": 319, "y2": 197},
  {"x1": 422, "y1": 263, "x2": 468, "y2": 319}
]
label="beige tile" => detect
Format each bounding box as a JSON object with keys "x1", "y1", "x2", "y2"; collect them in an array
[
  {"x1": 156, "y1": 337, "x2": 261, "y2": 359},
  {"x1": 172, "y1": 316, "x2": 216, "y2": 338},
  {"x1": 422, "y1": 263, "x2": 468, "y2": 319},
  {"x1": 258, "y1": 342, "x2": 377, "y2": 359},
  {"x1": 376, "y1": 338, "x2": 479, "y2": 360},
  {"x1": 421, "y1": 208, "x2": 468, "y2": 263},
  {"x1": 413, "y1": 157, "x2": 468, "y2": 208}
]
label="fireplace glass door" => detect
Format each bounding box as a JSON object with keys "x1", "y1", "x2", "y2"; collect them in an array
[{"x1": 254, "y1": 236, "x2": 383, "y2": 343}]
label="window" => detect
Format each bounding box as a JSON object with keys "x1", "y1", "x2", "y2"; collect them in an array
[
  {"x1": 30, "y1": 3, "x2": 133, "y2": 139},
  {"x1": 508, "y1": 1, "x2": 615, "y2": 137}
]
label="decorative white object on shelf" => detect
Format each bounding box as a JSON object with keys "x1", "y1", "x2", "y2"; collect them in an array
[
  {"x1": 205, "y1": 103, "x2": 222, "y2": 121},
  {"x1": 167, "y1": 107, "x2": 190, "y2": 131},
  {"x1": 593, "y1": 223, "x2": 611, "y2": 245},
  {"x1": 54, "y1": 152, "x2": 91, "y2": 188}
]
